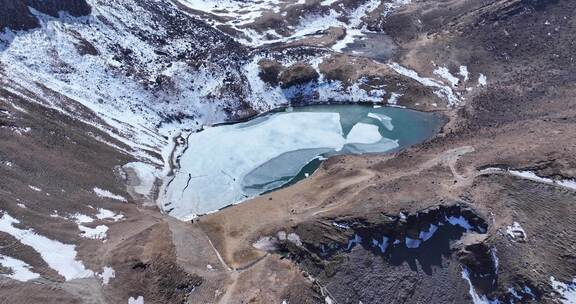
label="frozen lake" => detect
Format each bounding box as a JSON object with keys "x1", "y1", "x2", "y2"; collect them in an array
[{"x1": 160, "y1": 104, "x2": 442, "y2": 220}]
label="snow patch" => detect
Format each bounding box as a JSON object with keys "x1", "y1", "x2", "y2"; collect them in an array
[
  {"x1": 506, "y1": 222, "x2": 526, "y2": 242},
  {"x1": 28, "y1": 185, "x2": 42, "y2": 192},
  {"x1": 93, "y1": 188, "x2": 127, "y2": 202},
  {"x1": 478, "y1": 74, "x2": 488, "y2": 86},
  {"x1": 550, "y1": 276, "x2": 576, "y2": 304},
  {"x1": 128, "y1": 296, "x2": 144, "y2": 304},
  {"x1": 253, "y1": 236, "x2": 278, "y2": 251},
  {"x1": 98, "y1": 266, "x2": 115, "y2": 285},
  {"x1": 78, "y1": 224, "x2": 108, "y2": 240},
  {"x1": 459, "y1": 66, "x2": 470, "y2": 82},
  {"x1": 387, "y1": 92, "x2": 402, "y2": 105},
  {"x1": 96, "y1": 208, "x2": 123, "y2": 221},
  {"x1": 389, "y1": 62, "x2": 460, "y2": 106},
  {"x1": 461, "y1": 268, "x2": 499, "y2": 304},
  {"x1": 434, "y1": 67, "x2": 460, "y2": 87},
  {"x1": 0, "y1": 212, "x2": 93, "y2": 280},
  {"x1": 0, "y1": 254, "x2": 40, "y2": 281}
]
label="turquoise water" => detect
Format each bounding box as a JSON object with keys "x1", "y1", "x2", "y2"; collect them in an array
[{"x1": 241, "y1": 104, "x2": 443, "y2": 196}]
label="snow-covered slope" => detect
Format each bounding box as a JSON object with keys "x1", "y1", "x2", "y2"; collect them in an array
[
  {"x1": 0, "y1": 0, "x2": 462, "y2": 218},
  {"x1": 0, "y1": 0, "x2": 264, "y2": 165}
]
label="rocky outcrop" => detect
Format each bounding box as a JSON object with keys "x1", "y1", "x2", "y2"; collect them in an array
[
  {"x1": 0, "y1": 0, "x2": 91, "y2": 31},
  {"x1": 258, "y1": 59, "x2": 284, "y2": 85},
  {"x1": 278, "y1": 63, "x2": 319, "y2": 88}
]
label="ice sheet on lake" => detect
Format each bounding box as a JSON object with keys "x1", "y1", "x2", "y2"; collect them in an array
[
  {"x1": 345, "y1": 123, "x2": 382, "y2": 144},
  {"x1": 160, "y1": 112, "x2": 346, "y2": 219},
  {"x1": 161, "y1": 111, "x2": 402, "y2": 219},
  {"x1": 368, "y1": 113, "x2": 394, "y2": 130}
]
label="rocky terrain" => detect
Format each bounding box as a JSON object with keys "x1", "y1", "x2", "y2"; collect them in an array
[{"x1": 1, "y1": 0, "x2": 575, "y2": 303}]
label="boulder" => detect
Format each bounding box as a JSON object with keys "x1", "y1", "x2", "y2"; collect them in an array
[
  {"x1": 278, "y1": 63, "x2": 319, "y2": 89},
  {"x1": 258, "y1": 59, "x2": 284, "y2": 85}
]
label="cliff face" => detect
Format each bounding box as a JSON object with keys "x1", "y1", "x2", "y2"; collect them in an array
[{"x1": 0, "y1": 0, "x2": 91, "y2": 31}]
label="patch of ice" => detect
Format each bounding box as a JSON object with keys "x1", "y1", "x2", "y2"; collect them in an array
[
  {"x1": 459, "y1": 66, "x2": 470, "y2": 82},
  {"x1": 332, "y1": 222, "x2": 350, "y2": 229},
  {"x1": 368, "y1": 113, "x2": 394, "y2": 131},
  {"x1": 491, "y1": 247, "x2": 499, "y2": 274},
  {"x1": 478, "y1": 74, "x2": 488, "y2": 86},
  {"x1": 0, "y1": 254, "x2": 40, "y2": 281},
  {"x1": 375, "y1": 236, "x2": 389, "y2": 253},
  {"x1": 287, "y1": 233, "x2": 302, "y2": 246},
  {"x1": 78, "y1": 224, "x2": 108, "y2": 240},
  {"x1": 508, "y1": 170, "x2": 550, "y2": 183},
  {"x1": 95, "y1": 208, "x2": 123, "y2": 221},
  {"x1": 509, "y1": 170, "x2": 576, "y2": 190},
  {"x1": 419, "y1": 224, "x2": 438, "y2": 242},
  {"x1": 332, "y1": 28, "x2": 362, "y2": 52},
  {"x1": 159, "y1": 112, "x2": 360, "y2": 219},
  {"x1": 558, "y1": 179, "x2": 576, "y2": 190},
  {"x1": 389, "y1": 62, "x2": 460, "y2": 106},
  {"x1": 128, "y1": 296, "x2": 144, "y2": 304},
  {"x1": 550, "y1": 276, "x2": 576, "y2": 304},
  {"x1": 93, "y1": 188, "x2": 127, "y2": 202},
  {"x1": 0, "y1": 212, "x2": 93, "y2": 280},
  {"x1": 434, "y1": 67, "x2": 460, "y2": 87},
  {"x1": 253, "y1": 236, "x2": 278, "y2": 251},
  {"x1": 16, "y1": 203, "x2": 26, "y2": 209},
  {"x1": 321, "y1": 0, "x2": 339, "y2": 5},
  {"x1": 461, "y1": 268, "x2": 499, "y2": 304},
  {"x1": 345, "y1": 123, "x2": 383, "y2": 144},
  {"x1": 447, "y1": 216, "x2": 474, "y2": 230},
  {"x1": 382, "y1": 0, "x2": 412, "y2": 17},
  {"x1": 506, "y1": 222, "x2": 526, "y2": 242},
  {"x1": 98, "y1": 266, "x2": 115, "y2": 285},
  {"x1": 387, "y1": 92, "x2": 402, "y2": 105},
  {"x1": 483, "y1": 168, "x2": 576, "y2": 191},
  {"x1": 28, "y1": 185, "x2": 42, "y2": 192},
  {"x1": 71, "y1": 213, "x2": 93, "y2": 224},
  {"x1": 347, "y1": 234, "x2": 362, "y2": 250},
  {"x1": 405, "y1": 237, "x2": 422, "y2": 248}
]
